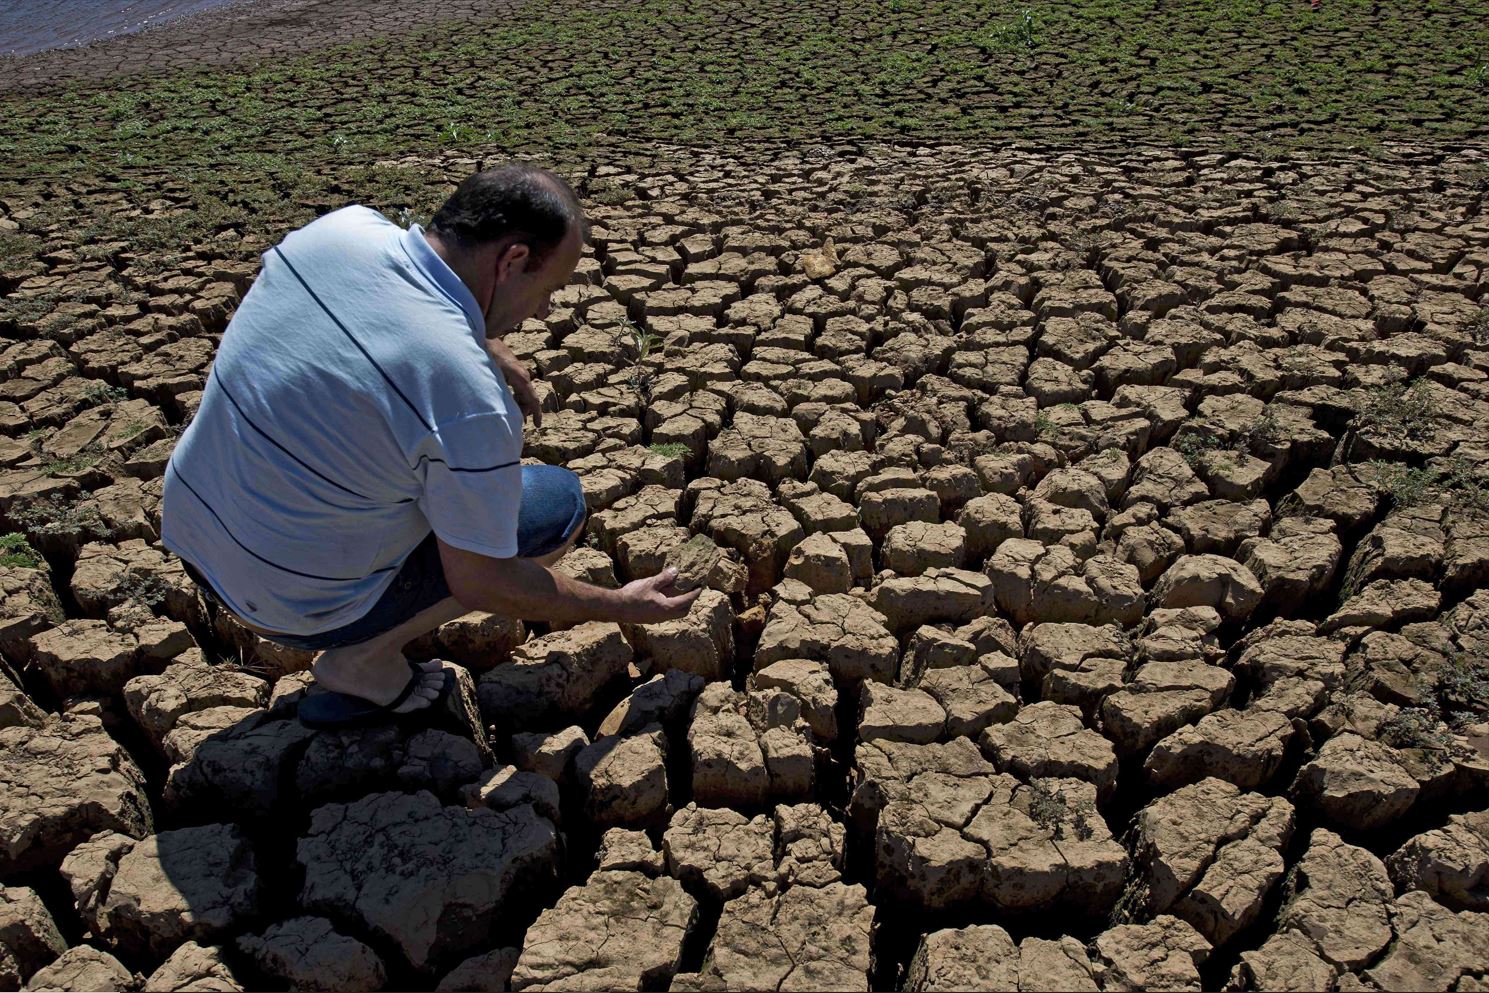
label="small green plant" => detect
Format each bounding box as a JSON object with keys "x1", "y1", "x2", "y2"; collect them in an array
[
  {"x1": 618, "y1": 318, "x2": 663, "y2": 402},
  {"x1": 982, "y1": 8, "x2": 1038, "y2": 51},
  {"x1": 1355, "y1": 379, "x2": 1439, "y2": 442},
  {"x1": 79, "y1": 382, "x2": 129, "y2": 408},
  {"x1": 1470, "y1": 308, "x2": 1489, "y2": 346},
  {"x1": 648, "y1": 442, "x2": 690, "y2": 460},
  {"x1": 1025, "y1": 781, "x2": 1070, "y2": 839},
  {"x1": 1033, "y1": 410, "x2": 1058, "y2": 442},
  {"x1": 12, "y1": 494, "x2": 111, "y2": 543},
  {"x1": 1439, "y1": 649, "x2": 1489, "y2": 727},
  {"x1": 38, "y1": 451, "x2": 99, "y2": 478},
  {"x1": 1174, "y1": 430, "x2": 1225, "y2": 469},
  {"x1": 0, "y1": 533, "x2": 40, "y2": 569},
  {"x1": 1467, "y1": 64, "x2": 1489, "y2": 89},
  {"x1": 1367, "y1": 455, "x2": 1489, "y2": 516},
  {"x1": 114, "y1": 568, "x2": 171, "y2": 610}
]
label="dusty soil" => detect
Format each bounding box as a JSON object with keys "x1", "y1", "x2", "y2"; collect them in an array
[
  {"x1": 4, "y1": 135, "x2": 1489, "y2": 992},
  {"x1": 3, "y1": 1, "x2": 1489, "y2": 990}
]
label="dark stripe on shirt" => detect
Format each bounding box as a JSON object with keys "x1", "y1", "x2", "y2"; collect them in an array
[
  {"x1": 415, "y1": 456, "x2": 523, "y2": 474},
  {"x1": 210, "y1": 366, "x2": 373, "y2": 503},
  {"x1": 168, "y1": 462, "x2": 397, "y2": 583},
  {"x1": 272, "y1": 245, "x2": 434, "y2": 432}
]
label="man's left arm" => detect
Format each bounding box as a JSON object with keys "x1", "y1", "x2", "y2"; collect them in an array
[{"x1": 486, "y1": 336, "x2": 544, "y2": 428}]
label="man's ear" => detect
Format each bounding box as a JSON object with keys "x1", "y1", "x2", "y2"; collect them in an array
[{"x1": 494, "y1": 242, "x2": 531, "y2": 284}]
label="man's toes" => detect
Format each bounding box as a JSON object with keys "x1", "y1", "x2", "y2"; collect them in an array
[{"x1": 393, "y1": 671, "x2": 445, "y2": 713}]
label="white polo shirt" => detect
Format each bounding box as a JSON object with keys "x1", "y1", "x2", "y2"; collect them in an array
[{"x1": 161, "y1": 206, "x2": 523, "y2": 636}]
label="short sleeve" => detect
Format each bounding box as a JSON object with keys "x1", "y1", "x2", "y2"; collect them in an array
[{"x1": 415, "y1": 412, "x2": 524, "y2": 558}]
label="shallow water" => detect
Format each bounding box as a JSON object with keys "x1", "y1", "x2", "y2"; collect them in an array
[{"x1": 0, "y1": 0, "x2": 240, "y2": 57}]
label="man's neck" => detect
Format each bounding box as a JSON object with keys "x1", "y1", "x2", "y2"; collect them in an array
[{"x1": 423, "y1": 229, "x2": 490, "y2": 318}]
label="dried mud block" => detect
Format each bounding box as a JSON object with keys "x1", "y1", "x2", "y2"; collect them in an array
[
  {"x1": 905, "y1": 925, "x2": 1099, "y2": 993},
  {"x1": 143, "y1": 941, "x2": 243, "y2": 993},
  {"x1": 63, "y1": 823, "x2": 260, "y2": 960},
  {"x1": 0, "y1": 714, "x2": 152, "y2": 875},
  {"x1": 783, "y1": 529, "x2": 873, "y2": 593},
  {"x1": 70, "y1": 540, "x2": 201, "y2": 625},
  {"x1": 706, "y1": 412, "x2": 808, "y2": 486},
  {"x1": 1131, "y1": 779, "x2": 1294, "y2": 946},
  {"x1": 0, "y1": 673, "x2": 45, "y2": 731},
  {"x1": 509, "y1": 871, "x2": 696, "y2": 993},
  {"x1": 298, "y1": 791, "x2": 558, "y2": 972},
  {"x1": 1387, "y1": 810, "x2": 1489, "y2": 912},
  {"x1": 882, "y1": 521, "x2": 968, "y2": 576},
  {"x1": 666, "y1": 533, "x2": 723, "y2": 593},
  {"x1": 688, "y1": 882, "x2": 873, "y2": 992},
  {"x1": 1122, "y1": 448, "x2": 1208, "y2": 512},
  {"x1": 162, "y1": 711, "x2": 315, "y2": 818},
  {"x1": 409, "y1": 610, "x2": 526, "y2": 671},
  {"x1": 1238, "y1": 516, "x2": 1342, "y2": 615},
  {"x1": 1236, "y1": 621, "x2": 1348, "y2": 690},
  {"x1": 0, "y1": 564, "x2": 63, "y2": 659},
  {"x1": 627, "y1": 588, "x2": 734, "y2": 681},
  {"x1": 917, "y1": 660, "x2": 1018, "y2": 739},
  {"x1": 0, "y1": 885, "x2": 65, "y2": 984},
  {"x1": 1091, "y1": 916, "x2": 1209, "y2": 993},
  {"x1": 755, "y1": 592, "x2": 899, "y2": 683},
  {"x1": 28, "y1": 618, "x2": 142, "y2": 698},
  {"x1": 854, "y1": 738, "x2": 1125, "y2": 915},
  {"x1": 1100, "y1": 659, "x2": 1233, "y2": 758},
  {"x1": 477, "y1": 622, "x2": 632, "y2": 731},
  {"x1": 21, "y1": 945, "x2": 138, "y2": 993},
  {"x1": 511, "y1": 726, "x2": 588, "y2": 785},
  {"x1": 1361, "y1": 889, "x2": 1489, "y2": 992},
  {"x1": 1275, "y1": 829, "x2": 1393, "y2": 972},
  {"x1": 1144, "y1": 707, "x2": 1297, "y2": 791},
  {"x1": 980, "y1": 702, "x2": 1118, "y2": 801},
  {"x1": 123, "y1": 659, "x2": 268, "y2": 752},
  {"x1": 777, "y1": 479, "x2": 859, "y2": 535},
  {"x1": 1150, "y1": 554, "x2": 1263, "y2": 622},
  {"x1": 858, "y1": 682, "x2": 949, "y2": 745},
  {"x1": 751, "y1": 658, "x2": 838, "y2": 743},
  {"x1": 597, "y1": 669, "x2": 705, "y2": 738},
  {"x1": 1322, "y1": 576, "x2": 1441, "y2": 633},
  {"x1": 302, "y1": 659, "x2": 488, "y2": 772},
  {"x1": 868, "y1": 567, "x2": 995, "y2": 632},
  {"x1": 689, "y1": 477, "x2": 805, "y2": 592},
  {"x1": 574, "y1": 727, "x2": 670, "y2": 829},
  {"x1": 663, "y1": 804, "x2": 776, "y2": 900},
  {"x1": 986, "y1": 540, "x2": 1143, "y2": 627},
  {"x1": 957, "y1": 493, "x2": 1024, "y2": 562},
  {"x1": 235, "y1": 917, "x2": 385, "y2": 993},
  {"x1": 1292, "y1": 732, "x2": 1420, "y2": 832},
  {"x1": 436, "y1": 948, "x2": 519, "y2": 993}
]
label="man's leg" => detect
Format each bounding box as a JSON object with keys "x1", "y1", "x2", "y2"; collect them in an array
[{"x1": 312, "y1": 498, "x2": 586, "y2": 711}]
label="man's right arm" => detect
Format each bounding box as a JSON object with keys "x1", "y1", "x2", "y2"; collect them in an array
[{"x1": 436, "y1": 538, "x2": 700, "y2": 624}]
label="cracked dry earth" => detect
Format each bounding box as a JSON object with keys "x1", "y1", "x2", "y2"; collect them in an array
[{"x1": 4, "y1": 139, "x2": 1489, "y2": 992}]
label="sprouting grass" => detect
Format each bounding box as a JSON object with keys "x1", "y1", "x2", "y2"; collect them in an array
[
  {"x1": 0, "y1": 533, "x2": 41, "y2": 569},
  {"x1": 648, "y1": 442, "x2": 690, "y2": 460},
  {"x1": 1354, "y1": 379, "x2": 1439, "y2": 442}
]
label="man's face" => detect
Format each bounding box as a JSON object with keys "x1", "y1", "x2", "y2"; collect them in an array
[{"x1": 485, "y1": 227, "x2": 583, "y2": 337}]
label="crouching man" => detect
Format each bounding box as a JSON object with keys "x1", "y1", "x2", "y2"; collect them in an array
[{"x1": 162, "y1": 163, "x2": 698, "y2": 727}]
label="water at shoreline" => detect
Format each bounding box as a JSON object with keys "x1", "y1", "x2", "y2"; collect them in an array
[{"x1": 0, "y1": 0, "x2": 241, "y2": 57}]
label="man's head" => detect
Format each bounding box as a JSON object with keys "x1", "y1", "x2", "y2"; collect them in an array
[{"x1": 426, "y1": 163, "x2": 589, "y2": 335}]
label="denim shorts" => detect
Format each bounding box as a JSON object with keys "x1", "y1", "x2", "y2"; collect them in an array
[{"x1": 184, "y1": 464, "x2": 587, "y2": 652}]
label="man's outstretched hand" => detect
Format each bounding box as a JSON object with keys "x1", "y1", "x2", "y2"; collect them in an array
[{"x1": 616, "y1": 567, "x2": 702, "y2": 623}]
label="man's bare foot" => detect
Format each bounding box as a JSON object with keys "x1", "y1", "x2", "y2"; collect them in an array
[{"x1": 312, "y1": 651, "x2": 446, "y2": 714}]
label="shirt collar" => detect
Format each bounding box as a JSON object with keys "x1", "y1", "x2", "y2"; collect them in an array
[{"x1": 399, "y1": 223, "x2": 486, "y2": 339}]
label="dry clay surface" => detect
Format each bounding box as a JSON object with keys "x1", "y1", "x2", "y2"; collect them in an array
[{"x1": 3, "y1": 141, "x2": 1489, "y2": 991}]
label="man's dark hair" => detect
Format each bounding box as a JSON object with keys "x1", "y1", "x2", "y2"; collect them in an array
[{"x1": 428, "y1": 163, "x2": 588, "y2": 270}]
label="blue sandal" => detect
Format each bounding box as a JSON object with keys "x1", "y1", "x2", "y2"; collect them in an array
[{"x1": 297, "y1": 660, "x2": 453, "y2": 730}]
